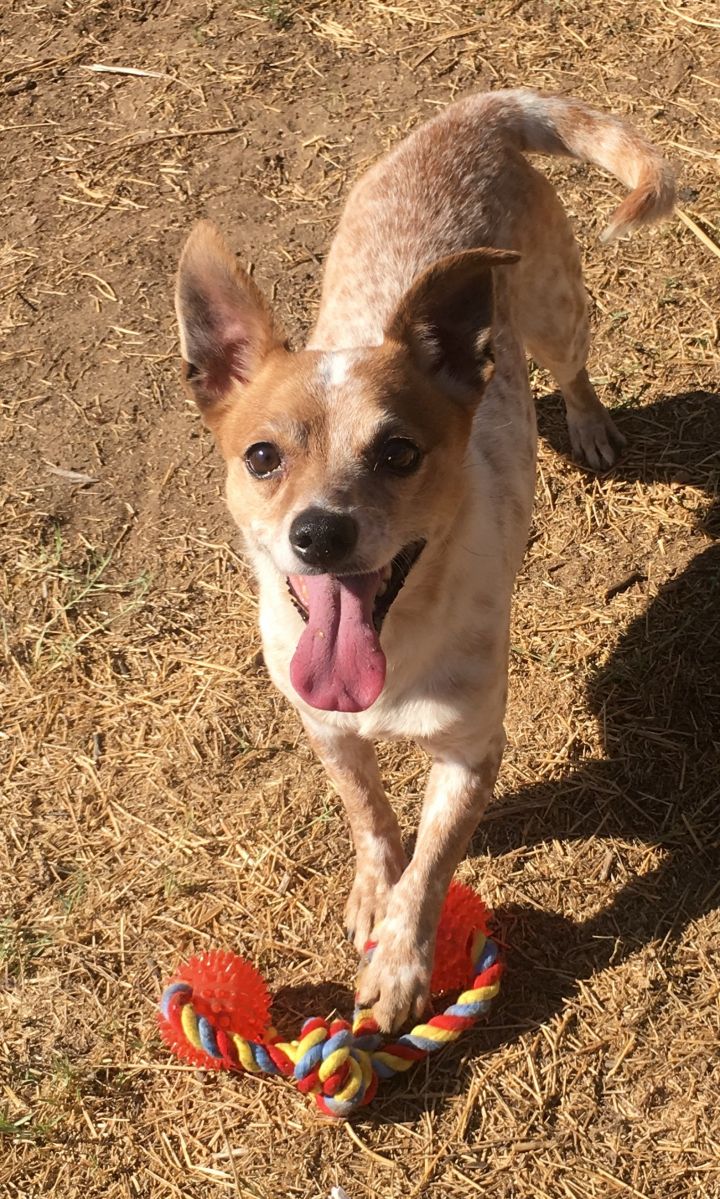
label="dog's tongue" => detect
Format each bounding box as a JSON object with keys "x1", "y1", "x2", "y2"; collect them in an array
[{"x1": 289, "y1": 572, "x2": 386, "y2": 712}]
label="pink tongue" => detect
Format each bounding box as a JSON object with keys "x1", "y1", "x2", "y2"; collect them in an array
[{"x1": 289, "y1": 572, "x2": 386, "y2": 712}]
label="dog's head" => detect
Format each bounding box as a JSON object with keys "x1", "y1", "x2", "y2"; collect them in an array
[{"x1": 175, "y1": 222, "x2": 517, "y2": 714}]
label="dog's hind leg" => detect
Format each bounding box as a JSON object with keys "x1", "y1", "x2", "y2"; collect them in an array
[{"x1": 511, "y1": 166, "x2": 626, "y2": 471}]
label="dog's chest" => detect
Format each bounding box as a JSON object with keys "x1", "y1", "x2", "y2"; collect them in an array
[{"x1": 256, "y1": 537, "x2": 516, "y2": 746}]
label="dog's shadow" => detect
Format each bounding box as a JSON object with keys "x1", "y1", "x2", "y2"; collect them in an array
[{"x1": 358, "y1": 388, "x2": 720, "y2": 1123}]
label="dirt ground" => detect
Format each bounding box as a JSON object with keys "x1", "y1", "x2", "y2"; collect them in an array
[{"x1": 2, "y1": 1, "x2": 720, "y2": 1197}]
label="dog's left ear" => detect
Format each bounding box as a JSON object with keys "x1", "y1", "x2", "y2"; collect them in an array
[{"x1": 384, "y1": 248, "x2": 520, "y2": 402}]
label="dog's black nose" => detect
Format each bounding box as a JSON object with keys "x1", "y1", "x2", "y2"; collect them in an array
[{"x1": 289, "y1": 507, "x2": 358, "y2": 569}]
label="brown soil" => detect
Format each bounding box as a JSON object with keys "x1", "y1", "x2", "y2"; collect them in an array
[{"x1": 2, "y1": 2, "x2": 719, "y2": 1197}]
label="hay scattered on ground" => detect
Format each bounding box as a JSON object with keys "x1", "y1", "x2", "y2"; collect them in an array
[{"x1": 2, "y1": 2, "x2": 719, "y2": 1196}]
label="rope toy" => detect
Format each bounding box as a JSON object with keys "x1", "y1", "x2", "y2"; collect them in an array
[{"x1": 158, "y1": 881, "x2": 503, "y2": 1116}]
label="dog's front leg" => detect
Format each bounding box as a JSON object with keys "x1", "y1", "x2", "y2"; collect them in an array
[
  {"x1": 304, "y1": 722, "x2": 406, "y2": 952},
  {"x1": 356, "y1": 735, "x2": 504, "y2": 1031}
]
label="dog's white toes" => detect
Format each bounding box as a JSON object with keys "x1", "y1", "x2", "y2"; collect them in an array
[
  {"x1": 356, "y1": 929, "x2": 432, "y2": 1032},
  {"x1": 345, "y1": 857, "x2": 404, "y2": 954},
  {"x1": 568, "y1": 408, "x2": 626, "y2": 472}
]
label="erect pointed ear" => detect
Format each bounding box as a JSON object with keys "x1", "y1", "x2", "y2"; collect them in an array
[
  {"x1": 175, "y1": 221, "x2": 284, "y2": 415},
  {"x1": 384, "y1": 248, "x2": 520, "y2": 402}
]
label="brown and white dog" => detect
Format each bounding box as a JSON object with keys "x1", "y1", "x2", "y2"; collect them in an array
[{"x1": 175, "y1": 90, "x2": 674, "y2": 1030}]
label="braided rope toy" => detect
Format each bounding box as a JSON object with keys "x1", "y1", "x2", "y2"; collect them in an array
[{"x1": 158, "y1": 881, "x2": 503, "y2": 1116}]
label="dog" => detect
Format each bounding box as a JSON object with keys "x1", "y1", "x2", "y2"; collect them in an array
[{"x1": 174, "y1": 90, "x2": 674, "y2": 1031}]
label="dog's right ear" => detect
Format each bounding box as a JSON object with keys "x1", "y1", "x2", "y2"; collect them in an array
[{"x1": 175, "y1": 221, "x2": 283, "y2": 416}]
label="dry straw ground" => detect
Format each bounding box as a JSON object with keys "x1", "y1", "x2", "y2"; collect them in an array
[{"x1": 2, "y1": 1, "x2": 719, "y2": 1196}]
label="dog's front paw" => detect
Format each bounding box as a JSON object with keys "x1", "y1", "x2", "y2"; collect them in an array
[
  {"x1": 356, "y1": 924, "x2": 432, "y2": 1033},
  {"x1": 345, "y1": 843, "x2": 406, "y2": 953}
]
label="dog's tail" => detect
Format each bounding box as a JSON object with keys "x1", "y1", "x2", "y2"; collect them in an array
[{"x1": 491, "y1": 89, "x2": 675, "y2": 242}]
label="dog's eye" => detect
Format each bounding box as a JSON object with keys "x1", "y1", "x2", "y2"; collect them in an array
[
  {"x1": 245, "y1": 442, "x2": 283, "y2": 478},
  {"x1": 377, "y1": 437, "x2": 422, "y2": 476}
]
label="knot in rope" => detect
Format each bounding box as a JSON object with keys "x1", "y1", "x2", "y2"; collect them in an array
[{"x1": 280, "y1": 1017, "x2": 383, "y2": 1116}]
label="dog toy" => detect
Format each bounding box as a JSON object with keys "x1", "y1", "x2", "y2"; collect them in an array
[{"x1": 158, "y1": 881, "x2": 502, "y2": 1116}]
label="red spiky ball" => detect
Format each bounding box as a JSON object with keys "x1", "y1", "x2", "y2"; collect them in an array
[
  {"x1": 430, "y1": 881, "x2": 492, "y2": 994},
  {"x1": 158, "y1": 949, "x2": 271, "y2": 1070}
]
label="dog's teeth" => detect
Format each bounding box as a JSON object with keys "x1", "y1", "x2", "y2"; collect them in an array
[
  {"x1": 377, "y1": 581, "x2": 388, "y2": 597},
  {"x1": 382, "y1": 564, "x2": 392, "y2": 582}
]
